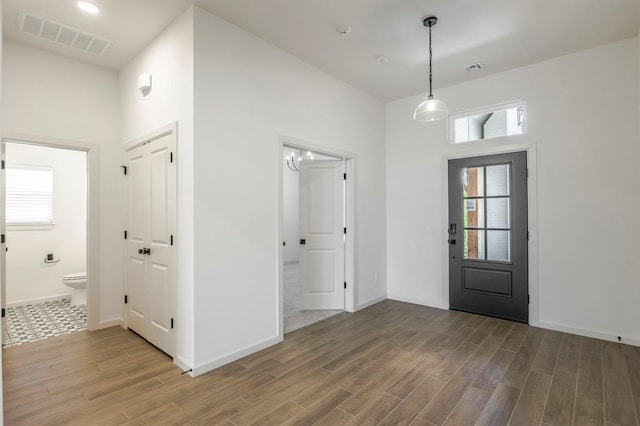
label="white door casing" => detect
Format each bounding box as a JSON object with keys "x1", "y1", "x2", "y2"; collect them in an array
[
  {"x1": 124, "y1": 127, "x2": 176, "y2": 356},
  {"x1": 299, "y1": 160, "x2": 345, "y2": 310},
  {"x1": 0, "y1": 142, "x2": 5, "y2": 346}
]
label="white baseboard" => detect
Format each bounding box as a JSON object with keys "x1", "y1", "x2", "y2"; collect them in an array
[
  {"x1": 7, "y1": 293, "x2": 72, "y2": 308},
  {"x1": 94, "y1": 319, "x2": 123, "y2": 331},
  {"x1": 534, "y1": 320, "x2": 640, "y2": 347},
  {"x1": 192, "y1": 335, "x2": 283, "y2": 377},
  {"x1": 355, "y1": 295, "x2": 387, "y2": 311},
  {"x1": 387, "y1": 294, "x2": 449, "y2": 311},
  {"x1": 174, "y1": 356, "x2": 194, "y2": 375}
]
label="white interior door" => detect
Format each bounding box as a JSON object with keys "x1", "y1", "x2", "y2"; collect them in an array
[
  {"x1": 299, "y1": 160, "x2": 345, "y2": 310},
  {"x1": 124, "y1": 130, "x2": 176, "y2": 356}
]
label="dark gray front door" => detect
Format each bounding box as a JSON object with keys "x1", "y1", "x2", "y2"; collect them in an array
[{"x1": 448, "y1": 151, "x2": 528, "y2": 323}]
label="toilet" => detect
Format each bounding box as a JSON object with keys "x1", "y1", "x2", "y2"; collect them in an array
[{"x1": 63, "y1": 272, "x2": 87, "y2": 305}]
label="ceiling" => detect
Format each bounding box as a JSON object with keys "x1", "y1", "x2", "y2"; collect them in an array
[{"x1": 3, "y1": 0, "x2": 640, "y2": 101}]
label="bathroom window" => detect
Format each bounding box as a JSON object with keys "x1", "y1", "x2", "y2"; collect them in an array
[{"x1": 6, "y1": 164, "x2": 54, "y2": 226}]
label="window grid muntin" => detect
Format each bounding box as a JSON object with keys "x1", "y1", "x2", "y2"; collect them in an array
[{"x1": 462, "y1": 163, "x2": 512, "y2": 262}]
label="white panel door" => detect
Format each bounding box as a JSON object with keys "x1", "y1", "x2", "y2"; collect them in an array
[
  {"x1": 125, "y1": 148, "x2": 148, "y2": 337},
  {"x1": 147, "y1": 141, "x2": 174, "y2": 349},
  {"x1": 124, "y1": 130, "x2": 176, "y2": 356},
  {"x1": 299, "y1": 160, "x2": 345, "y2": 310}
]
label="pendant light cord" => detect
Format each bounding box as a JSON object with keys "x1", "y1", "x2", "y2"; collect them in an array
[{"x1": 428, "y1": 21, "x2": 433, "y2": 97}]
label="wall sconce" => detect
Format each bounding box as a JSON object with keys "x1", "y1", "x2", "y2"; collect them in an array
[{"x1": 138, "y1": 73, "x2": 152, "y2": 96}]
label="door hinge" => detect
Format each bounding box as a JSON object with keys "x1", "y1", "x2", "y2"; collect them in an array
[
  {"x1": 121, "y1": 165, "x2": 127, "y2": 175},
  {"x1": 344, "y1": 227, "x2": 347, "y2": 235},
  {"x1": 170, "y1": 235, "x2": 174, "y2": 246},
  {"x1": 171, "y1": 318, "x2": 174, "y2": 329},
  {"x1": 1, "y1": 308, "x2": 5, "y2": 318},
  {"x1": 124, "y1": 230, "x2": 128, "y2": 240},
  {"x1": 343, "y1": 173, "x2": 347, "y2": 180},
  {"x1": 1, "y1": 234, "x2": 4, "y2": 244},
  {"x1": 124, "y1": 295, "x2": 128, "y2": 304},
  {"x1": 344, "y1": 282, "x2": 347, "y2": 289},
  {"x1": 170, "y1": 152, "x2": 174, "y2": 163},
  {"x1": 1, "y1": 160, "x2": 4, "y2": 170}
]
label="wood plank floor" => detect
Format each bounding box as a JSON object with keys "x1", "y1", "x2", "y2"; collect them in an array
[{"x1": 3, "y1": 300, "x2": 639, "y2": 425}]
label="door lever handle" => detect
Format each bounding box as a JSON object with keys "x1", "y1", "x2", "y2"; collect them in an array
[{"x1": 138, "y1": 248, "x2": 151, "y2": 255}]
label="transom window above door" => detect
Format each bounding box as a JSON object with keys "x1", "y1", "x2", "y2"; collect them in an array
[
  {"x1": 450, "y1": 101, "x2": 526, "y2": 144},
  {"x1": 462, "y1": 164, "x2": 511, "y2": 262}
]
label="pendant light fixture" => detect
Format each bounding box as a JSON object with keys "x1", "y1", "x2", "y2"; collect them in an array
[{"x1": 414, "y1": 16, "x2": 448, "y2": 121}]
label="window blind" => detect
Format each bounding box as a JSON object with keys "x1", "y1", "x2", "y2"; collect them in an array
[{"x1": 6, "y1": 164, "x2": 54, "y2": 225}]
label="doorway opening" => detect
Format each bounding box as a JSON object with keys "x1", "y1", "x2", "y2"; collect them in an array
[
  {"x1": 2, "y1": 141, "x2": 89, "y2": 346},
  {"x1": 279, "y1": 139, "x2": 355, "y2": 336}
]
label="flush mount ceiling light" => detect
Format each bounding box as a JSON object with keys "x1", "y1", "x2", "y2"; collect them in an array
[
  {"x1": 77, "y1": 1, "x2": 100, "y2": 14},
  {"x1": 414, "y1": 16, "x2": 448, "y2": 122}
]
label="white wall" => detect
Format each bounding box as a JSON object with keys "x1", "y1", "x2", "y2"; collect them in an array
[
  {"x1": 119, "y1": 7, "x2": 195, "y2": 369},
  {"x1": 283, "y1": 148, "x2": 299, "y2": 263},
  {"x1": 5, "y1": 143, "x2": 86, "y2": 306},
  {"x1": 2, "y1": 40, "x2": 121, "y2": 327},
  {"x1": 192, "y1": 6, "x2": 386, "y2": 372},
  {"x1": 387, "y1": 38, "x2": 640, "y2": 344}
]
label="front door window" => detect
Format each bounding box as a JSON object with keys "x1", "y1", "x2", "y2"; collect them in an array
[{"x1": 463, "y1": 164, "x2": 511, "y2": 262}]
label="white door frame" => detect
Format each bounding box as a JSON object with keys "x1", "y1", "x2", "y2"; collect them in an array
[
  {"x1": 2, "y1": 131, "x2": 100, "y2": 330},
  {"x1": 277, "y1": 135, "x2": 356, "y2": 339}
]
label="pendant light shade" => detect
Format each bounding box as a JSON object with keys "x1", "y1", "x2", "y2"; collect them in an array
[
  {"x1": 414, "y1": 16, "x2": 448, "y2": 122},
  {"x1": 413, "y1": 95, "x2": 448, "y2": 121}
]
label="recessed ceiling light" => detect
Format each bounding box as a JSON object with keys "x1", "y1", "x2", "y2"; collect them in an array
[
  {"x1": 77, "y1": 1, "x2": 100, "y2": 14},
  {"x1": 336, "y1": 25, "x2": 352, "y2": 35}
]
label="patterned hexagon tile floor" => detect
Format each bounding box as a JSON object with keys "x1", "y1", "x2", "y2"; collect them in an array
[{"x1": 3, "y1": 299, "x2": 86, "y2": 346}]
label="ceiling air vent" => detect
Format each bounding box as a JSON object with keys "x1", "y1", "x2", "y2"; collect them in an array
[
  {"x1": 465, "y1": 62, "x2": 484, "y2": 72},
  {"x1": 17, "y1": 11, "x2": 112, "y2": 57}
]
